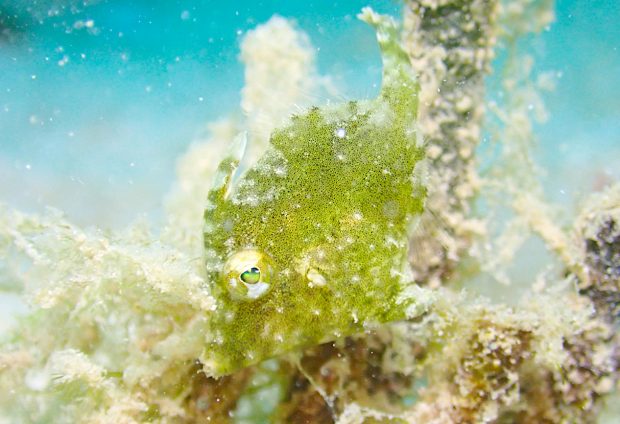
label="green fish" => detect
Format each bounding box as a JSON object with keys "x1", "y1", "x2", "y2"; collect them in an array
[{"x1": 202, "y1": 9, "x2": 426, "y2": 376}]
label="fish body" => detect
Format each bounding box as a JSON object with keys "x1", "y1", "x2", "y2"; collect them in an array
[{"x1": 202, "y1": 9, "x2": 425, "y2": 376}]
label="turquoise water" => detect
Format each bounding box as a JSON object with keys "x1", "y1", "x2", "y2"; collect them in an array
[
  {"x1": 532, "y1": 0, "x2": 619, "y2": 205},
  {"x1": 0, "y1": 0, "x2": 618, "y2": 228},
  {"x1": 0, "y1": 0, "x2": 397, "y2": 226}
]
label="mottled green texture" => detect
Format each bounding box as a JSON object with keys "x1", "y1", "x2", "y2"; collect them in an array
[{"x1": 202, "y1": 10, "x2": 425, "y2": 376}]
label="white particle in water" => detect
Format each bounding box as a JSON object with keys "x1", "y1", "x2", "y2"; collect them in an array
[{"x1": 334, "y1": 127, "x2": 346, "y2": 138}]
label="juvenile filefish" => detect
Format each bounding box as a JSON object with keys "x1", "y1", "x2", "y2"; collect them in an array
[{"x1": 202, "y1": 8, "x2": 426, "y2": 376}]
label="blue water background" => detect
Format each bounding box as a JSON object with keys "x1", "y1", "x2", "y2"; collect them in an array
[{"x1": 0, "y1": 0, "x2": 618, "y2": 228}]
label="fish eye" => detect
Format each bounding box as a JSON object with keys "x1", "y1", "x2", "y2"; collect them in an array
[
  {"x1": 222, "y1": 250, "x2": 274, "y2": 301},
  {"x1": 240, "y1": 267, "x2": 261, "y2": 284}
]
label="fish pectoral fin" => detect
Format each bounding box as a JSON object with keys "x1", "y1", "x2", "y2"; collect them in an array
[{"x1": 208, "y1": 131, "x2": 248, "y2": 204}]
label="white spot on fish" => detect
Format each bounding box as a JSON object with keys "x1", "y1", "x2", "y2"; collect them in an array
[{"x1": 307, "y1": 268, "x2": 327, "y2": 287}]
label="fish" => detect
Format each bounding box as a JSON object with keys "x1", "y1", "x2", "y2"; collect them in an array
[{"x1": 201, "y1": 8, "x2": 427, "y2": 376}]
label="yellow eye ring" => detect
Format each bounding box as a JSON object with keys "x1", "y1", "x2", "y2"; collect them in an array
[{"x1": 222, "y1": 250, "x2": 275, "y2": 300}]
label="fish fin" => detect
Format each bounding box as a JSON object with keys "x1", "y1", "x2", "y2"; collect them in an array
[{"x1": 208, "y1": 131, "x2": 248, "y2": 204}]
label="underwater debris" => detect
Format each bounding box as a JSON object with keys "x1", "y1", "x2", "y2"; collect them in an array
[
  {"x1": 240, "y1": 15, "x2": 326, "y2": 155},
  {"x1": 576, "y1": 184, "x2": 620, "y2": 321},
  {"x1": 403, "y1": 0, "x2": 498, "y2": 288}
]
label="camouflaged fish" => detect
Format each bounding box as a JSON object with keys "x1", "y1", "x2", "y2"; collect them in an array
[{"x1": 202, "y1": 9, "x2": 426, "y2": 376}]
